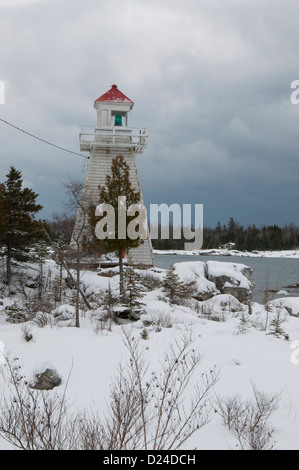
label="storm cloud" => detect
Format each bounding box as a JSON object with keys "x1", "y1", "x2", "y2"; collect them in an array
[{"x1": 0, "y1": 0, "x2": 299, "y2": 227}]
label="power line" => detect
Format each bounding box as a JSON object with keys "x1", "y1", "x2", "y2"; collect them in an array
[{"x1": 0, "y1": 117, "x2": 89, "y2": 160}]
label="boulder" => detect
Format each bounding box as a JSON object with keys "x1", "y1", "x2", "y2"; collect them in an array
[
  {"x1": 173, "y1": 261, "x2": 219, "y2": 301},
  {"x1": 206, "y1": 260, "x2": 255, "y2": 304},
  {"x1": 164, "y1": 260, "x2": 254, "y2": 305},
  {"x1": 30, "y1": 368, "x2": 62, "y2": 390},
  {"x1": 222, "y1": 285, "x2": 252, "y2": 304}
]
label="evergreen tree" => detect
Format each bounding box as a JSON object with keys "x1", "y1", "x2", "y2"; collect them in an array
[
  {"x1": 92, "y1": 155, "x2": 144, "y2": 295},
  {"x1": 123, "y1": 265, "x2": 146, "y2": 319},
  {"x1": 234, "y1": 310, "x2": 251, "y2": 335},
  {"x1": 102, "y1": 281, "x2": 119, "y2": 321},
  {"x1": 32, "y1": 241, "x2": 49, "y2": 300},
  {"x1": 228, "y1": 217, "x2": 236, "y2": 235},
  {"x1": 0, "y1": 166, "x2": 44, "y2": 292},
  {"x1": 162, "y1": 265, "x2": 185, "y2": 305},
  {"x1": 268, "y1": 311, "x2": 287, "y2": 339}
]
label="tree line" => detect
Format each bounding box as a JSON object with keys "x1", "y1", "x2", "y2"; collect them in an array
[{"x1": 151, "y1": 217, "x2": 299, "y2": 251}]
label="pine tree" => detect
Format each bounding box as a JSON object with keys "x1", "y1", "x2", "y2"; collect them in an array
[
  {"x1": 268, "y1": 311, "x2": 287, "y2": 339},
  {"x1": 234, "y1": 310, "x2": 251, "y2": 335},
  {"x1": 0, "y1": 166, "x2": 44, "y2": 292},
  {"x1": 162, "y1": 265, "x2": 185, "y2": 305},
  {"x1": 123, "y1": 265, "x2": 146, "y2": 319},
  {"x1": 92, "y1": 155, "x2": 144, "y2": 295},
  {"x1": 102, "y1": 281, "x2": 119, "y2": 320},
  {"x1": 32, "y1": 241, "x2": 49, "y2": 300}
]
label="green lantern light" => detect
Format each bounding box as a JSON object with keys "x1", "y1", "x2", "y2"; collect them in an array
[{"x1": 114, "y1": 115, "x2": 122, "y2": 126}]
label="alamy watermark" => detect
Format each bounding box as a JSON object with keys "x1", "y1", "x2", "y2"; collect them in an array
[
  {"x1": 95, "y1": 198, "x2": 203, "y2": 250},
  {"x1": 0, "y1": 80, "x2": 5, "y2": 105},
  {"x1": 290, "y1": 80, "x2": 299, "y2": 105},
  {"x1": 290, "y1": 340, "x2": 299, "y2": 365}
]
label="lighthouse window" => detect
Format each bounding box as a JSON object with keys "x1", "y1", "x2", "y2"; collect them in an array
[{"x1": 111, "y1": 111, "x2": 127, "y2": 126}]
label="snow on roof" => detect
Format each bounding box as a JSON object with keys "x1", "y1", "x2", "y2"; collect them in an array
[{"x1": 95, "y1": 84, "x2": 134, "y2": 104}]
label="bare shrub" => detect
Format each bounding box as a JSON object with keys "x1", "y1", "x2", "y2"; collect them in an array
[
  {"x1": 138, "y1": 272, "x2": 163, "y2": 291},
  {"x1": 148, "y1": 311, "x2": 173, "y2": 332},
  {"x1": 215, "y1": 385, "x2": 280, "y2": 450},
  {"x1": 90, "y1": 330, "x2": 219, "y2": 450},
  {"x1": 0, "y1": 332, "x2": 219, "y2": 450},
  {"x1": 25, "y1": 292, "x2": 54, "y2": 318},
  {"x1": 20, "y1": 325, "x2": 34, "y2": 342},
  {"x1": 198, "y1": 298, "x2": 226, "y2": 322},
  {"x1": 33, "y1": 312, "x2": 54, "y2": 328},
  {"x1": 94, "y1": 312, "x2": 114, "y2": 334},
  {"x1": 0, "y1": 356, "x2": 76, "y2": 450}
]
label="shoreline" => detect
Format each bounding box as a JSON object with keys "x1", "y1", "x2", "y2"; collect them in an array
[{"x1": 153, "y1": 248, "x2": 299, "y2": 259}]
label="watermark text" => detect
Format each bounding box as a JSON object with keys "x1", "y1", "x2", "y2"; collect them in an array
[
  {"x1": 290, "y1": 80, "x2": 299, "y2": 105},
  {"x1": 290, "y1": 340, "x2": 299, "y2": 365},
  {"x1": 95, "y1": 199, "x2": 203, "y2": 251}
]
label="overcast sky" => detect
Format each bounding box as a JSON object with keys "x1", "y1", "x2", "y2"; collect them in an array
[{"x1": 1, "y1": 0, "x2": 299, "y2": 228}]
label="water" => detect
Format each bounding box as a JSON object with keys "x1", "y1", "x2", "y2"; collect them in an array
[{"x1": 154, "y1": 254, "x2": 299, "y2": 303}]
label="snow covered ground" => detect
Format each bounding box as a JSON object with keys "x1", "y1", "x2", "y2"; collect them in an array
[
  {"x1": 154, "y1": 248, "x2": 299, "y2": 258},
  {"x1": 0, "y1": 258, "x2": 299, "y2": 450}
]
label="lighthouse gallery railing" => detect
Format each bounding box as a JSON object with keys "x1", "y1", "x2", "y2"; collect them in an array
[{"x1": 79, "y1": 126, "x2": 148, "y2": 154}]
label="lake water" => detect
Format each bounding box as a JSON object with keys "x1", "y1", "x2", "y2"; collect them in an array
[{"x1": 154, "y1": 253, "x2": 299, "y2": 303}]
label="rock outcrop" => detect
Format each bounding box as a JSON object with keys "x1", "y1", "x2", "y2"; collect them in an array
[
  {"x1": 30, "y1": 368, "x2": 62, "y2": 390},
  {"x1": 173, "y1": 260, "x2": 255, "y2": 304}
]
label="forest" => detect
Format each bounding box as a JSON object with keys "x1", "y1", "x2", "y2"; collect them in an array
[{"x1": 149, "y1": 217, "x2": 299, "y2": 252}]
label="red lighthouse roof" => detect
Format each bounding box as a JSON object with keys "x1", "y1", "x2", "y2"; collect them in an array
[{"x1": 95, "y1": 84, "x2": 134, "y2": 104}]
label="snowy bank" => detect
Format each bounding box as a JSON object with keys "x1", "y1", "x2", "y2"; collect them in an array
[
  {"x1": 154, "y1": 248, "x2": 299, "y2": 259},
  {"x1": 1, "y1": 257, "x2": 299, "y2": 450}
]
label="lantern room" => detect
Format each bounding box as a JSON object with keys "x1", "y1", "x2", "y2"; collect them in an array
[
  {"x1": 94, "y1": 84, "x2": 134, "y2": 128},
  {"x1": 79, "y1": 84, "x2": 148, "y2": 154}
]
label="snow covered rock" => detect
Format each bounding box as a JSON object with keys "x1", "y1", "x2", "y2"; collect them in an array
[
  {"x1": 171, "y1": 260, "x2": 254, "y2": 304},
  {"x1": 270, "y1": 297, "x2": 299, "y2": 317},
  {"x1": 52, "y1": 304, "x2": 77, "y2": 321},
  {"x1": 30, "y1": 368, "x2": 62, "y2": 390},
  {"x1": 173, "y1": 261, "x2": 219, "y2": 301},
  {"x1": 206, "y1": 260, "x2": 254, "y2": 304}
]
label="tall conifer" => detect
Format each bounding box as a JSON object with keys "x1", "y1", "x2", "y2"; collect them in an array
[
  {"x1": 0, "y1": 166, "x2": 44, "y2": 291},
  {"x1": 93, "y1": 155, "x2": 144, "y2": 295}
]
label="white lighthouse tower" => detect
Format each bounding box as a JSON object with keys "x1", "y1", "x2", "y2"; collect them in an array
[{"x1": 74, "y1": 84, "x2": 154, "y2": 268}]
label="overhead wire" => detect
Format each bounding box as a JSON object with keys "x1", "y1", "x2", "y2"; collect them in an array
[{"x1": 0, "y1": 117, "x2": 89, "y2": 160}]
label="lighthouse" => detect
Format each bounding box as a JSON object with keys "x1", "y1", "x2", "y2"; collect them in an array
[{"x1": 73, "y1": 84, "x2": 154, "y2": 268}]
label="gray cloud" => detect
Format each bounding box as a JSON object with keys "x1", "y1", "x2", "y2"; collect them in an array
[{"x1": 0, "y1": 0, "x2": 299, "y2": 227}]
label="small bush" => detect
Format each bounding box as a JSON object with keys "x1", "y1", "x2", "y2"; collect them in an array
[
  {"x1": 151, "y1": 311, "x2": 173, "y2": 331},
  {"x1": 140, "y1": 327, "x2": 149, "y2": 340},
  {"x1": 215, "y1": 385, "x2": 280, "y2": 450},
  {"x1": 267, "y1": 310, "x2": 288, "y2": 339},
  {"x1": 94, "y1": 312, "x2": 114, "y2": 334},
  {"x1": 33, "y1": 312, "x2": 54, "y2": 328},
  {"x1": 233, "y1": 311, "x2": 251, "y2": 335},
  {"x1": 21, "y1": 325, "x2": 34, "y2": 342},
  {"x1": 4, "y1": 301, "x2": 29, "y2": 323}
]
